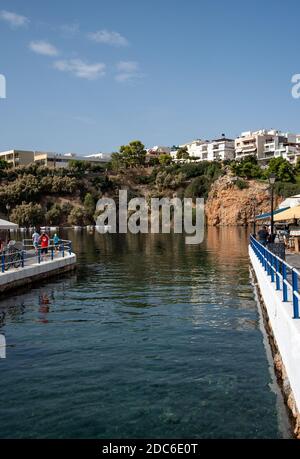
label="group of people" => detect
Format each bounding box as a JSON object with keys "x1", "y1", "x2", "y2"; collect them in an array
[{"x1": 32, "y1": 230, "x2": 61, "y2": 257}]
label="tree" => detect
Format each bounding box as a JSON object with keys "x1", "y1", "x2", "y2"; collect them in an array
[
  {"x1": 84, "y1": 193, "x2": 95, "y2": 216},
  {"x1": 68, "y1": 160, "x2": 88, "y2": 176},
  {"x1": 119, "y1": 140, "x2": 147, "y2": 168},
  {"x1": 184, "y1": 176, "x2": 210, "y2": 199},
  {"x1": 45, "y1": 203, "x2": 63, "y2": 225},
  {"x1": 158, "y1": 154, "x2": 172, "y2": 166},
  {"x1": 109, "y1": 152, "x2": 123, "y2": 171},
  {"x1": 10, "y1": 202, "x2": 44, "y2": 227},
  {"x1": 176, "y1": 147, "x2": 190, "y2": 161},
  {"x1": 68, "y1": 207, "x2": 89, "y2": 226},
  {"x1": 267, "y1": 157, "x2": 295, "y2": 183},
  {"x1": 0, "y1": 159, "x2": 9, "y2": 170}
]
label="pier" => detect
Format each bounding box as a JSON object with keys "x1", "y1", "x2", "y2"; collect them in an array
[
  {"x1": 249, "y1": 236, "x2": 300, "y2": 437},
  {"x1": 0, "y1": 239, "x2": 76, "y2": 294}
]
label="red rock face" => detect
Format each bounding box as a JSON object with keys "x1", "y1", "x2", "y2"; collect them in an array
[{"x1": 205, "y1": 176, "x2": 281, "y2": 226}]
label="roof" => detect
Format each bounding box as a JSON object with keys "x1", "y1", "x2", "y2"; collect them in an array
[
  {"x1": 255, "y1": 207, "x2": 290, "y2": 220},
  {"x1": 274, "y1": 206, "x2": 300, "y2": 222},
  {"x1": 0, "y1": 218, "x2": 18, "y2": 230}
]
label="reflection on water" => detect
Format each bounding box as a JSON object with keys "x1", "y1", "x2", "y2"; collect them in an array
[{"x1": 0, "y1": 228, "x2": 291, "y2": 438}]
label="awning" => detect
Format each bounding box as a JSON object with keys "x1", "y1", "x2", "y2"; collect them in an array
[
  {"x1": 274, "y1": 205, "x2": 300, "y2": 222},
  {"x1": 0, "y1": 219, "x2": 18, "y2": 230},
  {"x1": 255, "y1": 207, "x2": 290, "y2": 220}
]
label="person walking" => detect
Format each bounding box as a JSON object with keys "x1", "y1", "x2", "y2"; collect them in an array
[
  {"x1": 32, "y1": 229, "x2": 40, "y2": 254},
  {"x1": 257, "y1": 225, "x2": 269, "y2": 246},
  {"x1": 39, "y1": 232, "x2": 50, "y2": 261},
  {"x1": 53, "y1": 233, "x2": 60, "y2": 254}
]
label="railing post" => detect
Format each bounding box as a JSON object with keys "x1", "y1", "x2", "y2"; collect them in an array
[
  {"x1": 21, "y1": 251, "x2": 24, "y2": 268},
  {"x1": 270, "y1": 254, "x2": 275, "y2": 282},
  {"x1": 38, "y1": 248, "x2": 41, "y2": 264},
  {"x1": 69, "y1": 242, "x2": 72, "y2": 255},
  {"x1": 267, "y1": 251, "x2": 271, "y2": 276},
  {"x1": 275, "y1": 258, "x2": 280, "y2": 290},
  {"x1": 282, "y1": 263, "x2": 288, "y2": 302},
  {"x1": 292, "y1": 269, "x2": 300, "y2": 319},
  {"x1": 1, "y1": 254, "x2": 5, "y2": 273},
  {"x1": 51, "y1": 247, "x2": 54, "y2": 260},
  {"x1": 62, "y1": 243, "x2": 65, "y2": 258}
]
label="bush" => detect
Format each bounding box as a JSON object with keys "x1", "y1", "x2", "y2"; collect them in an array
[
  {"x1": 10, "y1": 202, "x2": 44, "y2": 227},
  {"x1": 68, "y1": 207, "x2": 90, "y2": 226},
  {"x1": 235, "y1": 179, "x2": 249, "y2": 190},
  {"x1": 184, "y1": 176, "x2": 210, "y2": 199},
  {"x1": 45, "y1": 203, "x2": 63, "y2": 225}
]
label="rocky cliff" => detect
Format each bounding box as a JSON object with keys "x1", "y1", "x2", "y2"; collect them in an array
[{"x1": 205, "y1": 175, "x2": 279, "y2": 226}]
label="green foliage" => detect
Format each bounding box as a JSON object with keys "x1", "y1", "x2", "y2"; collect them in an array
[
  {"x1": 158, "y1": 154, "x2": 172, "y2": 166},
  {"x1": 235, "y1": 179, "x2": 249, "y2": 190},
  {"x1": 69, "y1": 160, "x2": 88, "y2": 174},
  {"x1": 45, "y1": 203, "x2": 63, "y2": 225},
  {"x1": 68, "y1": 207, "x2": 89, "y2": 226},
  {"x1": 119, "y1": 140, "x2": 147, "y2": 168},
  {"x1": 274, "y1": 182, "x2": 300, "y2": 198},
  {"x1": 230, "y1": 155, "x2": 262, "y2": 179},
  {"x1": 0, "y1": 159, "x2": 9, "y2": 170},
  {"x1": 147, "y1": 157, "x2": 160, "y2": 166},
  {"x1": 92, "y1": 174, "x2": 113, "y2": 192},
  {"x1": 84, "y1": 192, "x2": 95, "y2": 217},
  {"x1": 179, "y1": 161, "x2": 222, "y2": 180},
  {"x1": 184, "y1": 176, "x2": 210, "y2": 199},
  {"x1": 266, "y1": 157, "x2": 295, "y2": 183},
  {"x1": 10, "y1": 202, "x2": 44, "y2": 227},
  {"x1": 176, "y1": 147, "x2": 189, "y2": 160}
]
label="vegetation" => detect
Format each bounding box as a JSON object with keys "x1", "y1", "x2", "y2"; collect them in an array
[
  {"x1": 10, "y1": 202, "x2": 44, "y2": 227},
  {"x1": 3, "y1": 138, "x2": 300, "y2": 227}
]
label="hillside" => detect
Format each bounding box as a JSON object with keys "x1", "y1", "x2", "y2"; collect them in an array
[{"x1": 0, "y1": 153, "x2": 299, "y2": 227}]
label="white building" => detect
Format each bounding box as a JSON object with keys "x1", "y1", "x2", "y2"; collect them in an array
[
  {"x1": 235, "y1": 129, "x2": 300, "y2": 164},
  {"x1": 173, "y1": 137, "x2": 235, "y2": 162}
]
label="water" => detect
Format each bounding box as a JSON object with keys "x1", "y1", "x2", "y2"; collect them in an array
[{"x1": 0, "y1": 229, "x2": 291, "y2": 438}]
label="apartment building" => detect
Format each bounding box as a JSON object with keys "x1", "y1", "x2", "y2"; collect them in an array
[
  {"x1": 235, "y1": 130, "x2": 300, "y2": 164},
  {"x1": 0, "y1": 149, "x2": 35, "y2": 167},
  {"x1": 173, "y1": 137, "x2": 235, "y2": 162}
]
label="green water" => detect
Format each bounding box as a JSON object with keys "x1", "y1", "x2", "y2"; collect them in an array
[{"x1": 0, "y1": 229, "x2": 291, "y2": 438}]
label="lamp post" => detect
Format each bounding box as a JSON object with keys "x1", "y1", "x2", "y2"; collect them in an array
[
  {"x1": 6, "y1": 203, "x2": 10, "y2": 220},
  {"x1": 269, "y1": 173, "x2": 276, "y2": 241}
]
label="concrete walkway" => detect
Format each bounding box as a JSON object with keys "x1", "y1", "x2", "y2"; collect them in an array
[
  {"x1": 0, "y1": 251, "x2": 76, "y2": 294},
  {"x1": 286, "y1": 253, "x2": 300, "y2": 270}
]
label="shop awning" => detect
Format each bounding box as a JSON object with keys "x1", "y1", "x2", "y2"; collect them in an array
[
  {"x1": 255, "y1": 207, "x2": 290, "y2": 221},
  {"x1": 0, "y1": 219, "x2": 18, "y2": 230},
  {"x1": 274, "y1": 205, "x2": 300, "y2": 222}
]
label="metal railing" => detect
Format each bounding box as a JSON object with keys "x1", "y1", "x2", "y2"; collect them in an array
[
  {"x1": 250, "y1": 235, "x2": 300, "y2": 319},
  {"x1": 1, "y1": 239, "x2": 73, "y2": 273},
  {"x1": 1, "y1": 248, "x2": 25, "y2": 273}
]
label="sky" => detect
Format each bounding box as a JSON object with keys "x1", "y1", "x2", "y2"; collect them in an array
[{"x1": 0, "y1": 0, "x2": 300, "y2": 154}]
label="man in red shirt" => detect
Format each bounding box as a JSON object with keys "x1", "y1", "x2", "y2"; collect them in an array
[{"x1": 39, "y1": 232, "x2": 49, "y2": 260}]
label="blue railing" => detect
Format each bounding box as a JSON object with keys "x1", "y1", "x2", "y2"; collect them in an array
[
  {"x1": 250, "y1": 235, "x2": 300, "y2": 319},
  {"x1": 1, "y1": 239, "x2": 73, "y2": 274}
]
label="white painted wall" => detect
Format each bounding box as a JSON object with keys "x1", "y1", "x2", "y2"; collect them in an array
[{"x1": 249, "y1": 246, "x2": 300, "y2": 413}]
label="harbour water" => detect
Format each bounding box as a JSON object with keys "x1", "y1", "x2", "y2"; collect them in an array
[{"x1": 0, "y1": 229, "x2": 291, "y2": 438}]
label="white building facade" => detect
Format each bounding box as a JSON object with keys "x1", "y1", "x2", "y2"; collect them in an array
[{"x1": 235, "y1": 129, "x2": 300, "y2": 165}]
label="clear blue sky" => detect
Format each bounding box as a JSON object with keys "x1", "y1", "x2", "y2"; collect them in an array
[{"x1": 0, "y1": 0, "x2": 300, "y2": 154}]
